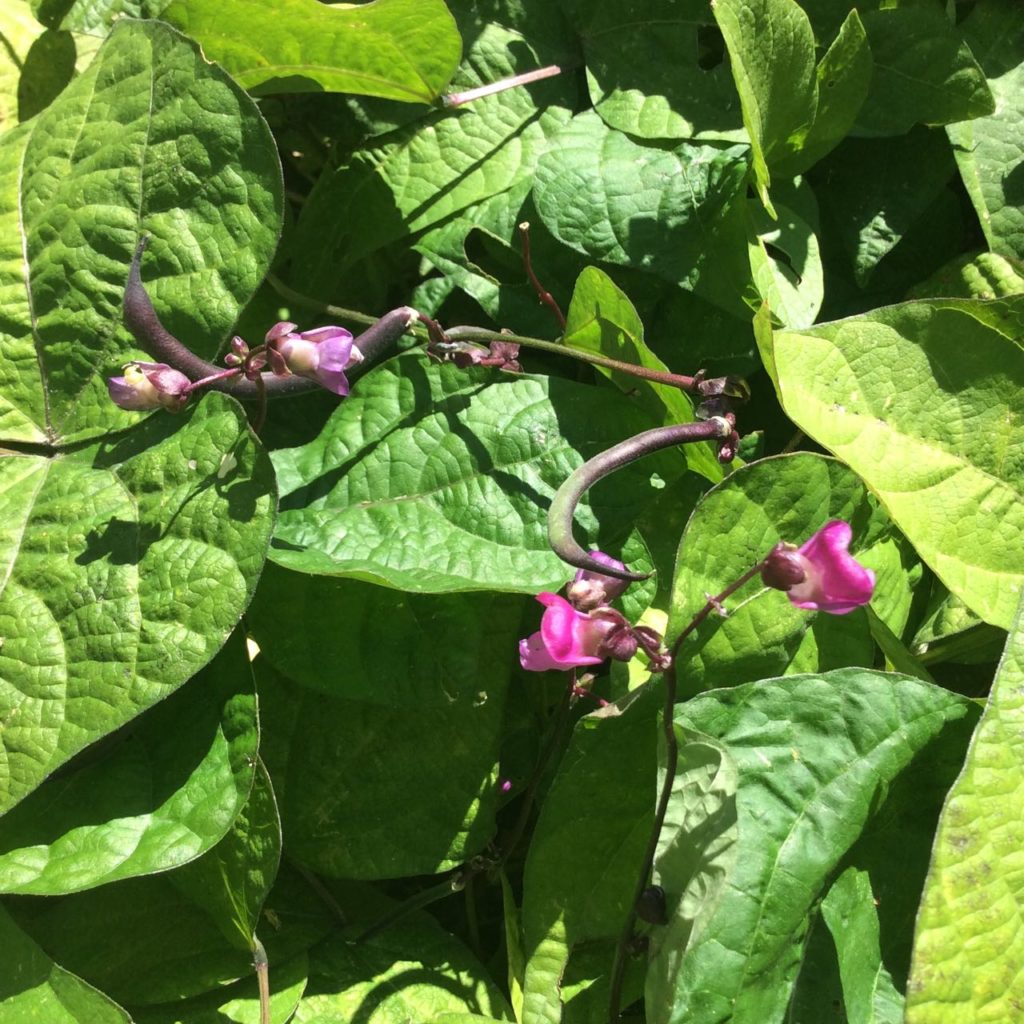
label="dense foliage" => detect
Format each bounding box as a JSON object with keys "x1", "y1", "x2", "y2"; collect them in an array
[{"x1": 0, "y1": 1, "x2": 1022, "y2": 1022}]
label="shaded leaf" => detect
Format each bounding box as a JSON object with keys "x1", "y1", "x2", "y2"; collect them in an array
[
  {"x1": 0, "y1": 630, "x2": 258, "y2": 895},
  {"x1": 907, "y1": 592, "x2": 1024, "y2": 1022},
  {"x1": 758, "y1": 297, "x2": 1024, "y2": 629},
  {"x1": 15, "y1": 28, "x2": 75, "y2": 121},
  {"x1": 0, "y1": 901, "x2": 130, "y2": 1022},
  {"x1": 855, "y1": 7, "x2": 994, "y2": 136},
  {"x1": 669, "y1": 670, "x2": 975, "y2": 1023},
  {"x1": 0, "y1": 393, "x2": 274, "y2": 815},
  {"x1": 947, "y1": 0, "x2": 1024, "y2": 261},
  {"x1": 162, "y1": 0, "x2": 460, "y2": 102}
]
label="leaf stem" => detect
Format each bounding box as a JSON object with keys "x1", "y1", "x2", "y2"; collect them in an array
[
  {"x1": 606, "y1": 557, "x2": 768, "y2": 1022},
  {"x1": 518, "y1": 221, "x2": 566, "y2": 330},
  {"x1": 252, "y1": 936, "x2": 270, "y2": 1024},
  {"x1": 442, "y1": 64, "x2": 565, "y2": 107}
]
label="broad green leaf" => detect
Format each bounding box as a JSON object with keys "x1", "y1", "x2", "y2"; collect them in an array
[
  {"x1": 0, "y1": 17, "x2": 282, "y2": 445},
  {"x1": 0, "y1": 630, "x2": 258, "y2": 895},
  {"x1": 287, "y1": 0, "x2": 573, "y2": 301},
  {"x1": 668, "y1": 452, "x2": 912, "y2": 698},
  {"x1": 248, "y1": 563, "x2": 525, "y2": 708},
  {"x1": 646, "y1": 727, "x2": 738, "y2": 1024},
  {"x1": 270, "y1": 355, "x2": 690, "y2": 593},
  {"x1": 811, "y1": 127, "x2": 957, "y2": 286},
  {"x1": 291, "y1": 884, "x2": 512, "y2": 1024},
  {"x1": 563, "y1": 266, "x2": 723, "y2": 481},
  {"x1": 713, "y1": 0, "x2": 817, "y2": 212},
  {"x1": 908, "y1": 251, "x2": 1024, "y2": 301},
  {"x1": 532, "y1": 111, "x2": 750, "y2": 295},
  {"x1": 821, "y1": 868, "x2": 904, "y2": 1024},
  {"x1": 758, "y1": 297, "x2": 1024, "y2": 629},
  {"x1": 255, "y1": 644, "x2": 511, "y2": 878},
  {"x1": 787, "y1": 907, "x2": 847, "y2": 1024},
  {"x1": 0, "y1": 902, "x2": 130, "y2": 1023},
  {"x1": 0, "y1": 392, "x2": 274, "y2": 815},
  {"x1": 773, "y1": 8, "x2": 872, "y2": 177},
  {"x1": 911, "y1": 585, "x2": 1007, "y2": 667},
  {"x1": 855, "y1": 7, "x2": 994, "y2": 136},
  {"x1": 521, "y1": 686, "x2": 659, "y2": 1023},
  {"x1": 669, "y1": 670, "x2": 974, "y2": 1024},
  {"x1": 171, "y1": 759, "x2": 281, "y2": 951},
  {"x1": 947, "y1": 0, "x2": 1024, "y2": 261},
  {"x1": 564, "y1": 0, "x2": 744, "y2": 141},
  {"x1": 0, "y1": 2, "x2": 43, "y2": 133},
  {"x1": 131, "y1": 952, "x2": 308, "y2": 1024},
  {"x1": 4, "y1": 862, "x2": 334, "y2": 1007},
  {"x1": 162, "y1": 0, "x2": 460, "y2": 102},
  {"x1": 907, "y1": 592, "x2": 1024, "y2": 1022}
]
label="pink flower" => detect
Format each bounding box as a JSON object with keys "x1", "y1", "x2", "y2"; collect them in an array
[
  {"x1": 763, "y1": 520, "x2": 875, "y2": 615},
  {"x1": 519, "y1": 592, "x2": 617, "y2": 672},
  {"x1": 107, "y1": 362, "x2": 190, "y2": 412},
  {"x1": 265, "y1": 321, "x2": 363, "y2": 396}
]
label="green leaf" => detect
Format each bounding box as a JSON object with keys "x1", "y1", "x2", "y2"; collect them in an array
[
  {"x1": 255, "y1": 639, "x2": 512, "y2": 878},
  {"x1": 646, "y1": 727, "x2": 738, "y2": 1024},
  {"x1": 774, "y1": 8, "x2": 872, "y2": 177},
  {"x1": 162, "y1": 0, "x2": 460, "y2": 102},
  {"x1": 907, "y1": 251, "x2": 1024, "y2": 301},
  {"x1": 947, "y1": 0, "x2": 1024, "y2": 261},
  {"x1": 0, "y1": 901, "x2": 130, "y2": 1022},
  {"x1": 0, "y1": 392, "x2": 274, "y2": 815},
  {"x1": 0, "y1": 630, "x2": 258, "y2": 895},
  {"x1": 907, "y1": 592, "x2": 1024, "y2": 1022},
  {"x1": 562, "y1": 266, "x2": 722, "y2": 481},
  {"x1": 855, "y1": 7, "x2": 994, "y2": 137},
  {"x1": 131, "y1": 952, "x2": 308, "y2": 1024},
  {"x1": 171, "y1": 759, "x2": 281, "y2": 951},
  {"x1": 31, "y1": 0, "x2": 166, "y2": 34},
  {"x1": 748, "y1": 178, "x2": 824, "y2": 328},
  {"x1": 4, "y1": 863, "x2": 334, "y2": 1007},
  {"x1": 669, "y1": 669, "x2": 975, "y2": 1023},
  {"x1": 248, "y1": 563, "x2": 525, "y2": 708},
  {"x1": 564, "y1": 0, "x2": 744, "y2": 141},
  {"x1": 270, "y1": 355, "x2": 689, "y2": 593},
  {"x1": 532, "y1": 111, "x2": 750, "y2": 293},
  {"x1": 287, "y1": 1, "x2": 572, "y2": 300},
  {"x1": 712, "y1": 0, "x2": 818, "y2": 212},
  {"x1": 668, "y1": 452, "x2": 911, "y2": 698},
  {"x1": 820, "y1": 868, "x2": 904, "y2": 1024},
  {"x1": 758, "y1": 297, "x2": 1024, "y2": 629},
  {"x1": 291, "y1": 890, "x2": 512, "y2": 1024},
  {"x1": 0, "y1": 17, "x2": 282, "y2": 445},
  {"x1": 521, "y1": 686, "x2": 659, "y2": 1022}
]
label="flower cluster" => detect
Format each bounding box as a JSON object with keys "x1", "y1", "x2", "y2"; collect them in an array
[
  {"x1": 519, "y1": 553, "x2": 669, "y2": 673},
  {"x1": 264, "y1": 322, "x2": 363, "y2": 396},
  {"x1": 107, "y1": 362, "x2": 190, "y2": 412}
]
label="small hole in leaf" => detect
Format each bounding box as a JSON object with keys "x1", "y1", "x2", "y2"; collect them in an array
[{"x1": 697, "y1": 26, "x2": 725, "y2": 70}]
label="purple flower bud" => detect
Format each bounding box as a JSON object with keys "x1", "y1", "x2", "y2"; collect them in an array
[
  {"x1": 107, "y1": 362, "x2": 190, "y2": 412},
  {"x1": 772, "y1": 520, "x2": 875, "y2": 615},
  {"x1": 566, "y1": 550, "x2": 631, "y2": 611},
  {"x1": 265, "y1": 322, "x2": 363, "y2": 396},
  {"x1": 598, "y1": 621, "x2": 639, "y2": 663},
  {"x1": 518, "y1": 592, "x2": 618, "y2": 672},
  {"x1": 761, "y1": 543, "x2": 807, "y2": 590}
]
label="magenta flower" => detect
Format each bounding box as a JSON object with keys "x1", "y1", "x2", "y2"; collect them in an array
[
  {"x1": 108, "y1": 362, "x2": 190, "y2": 412},
  {"x1": 763, "y1": 520, "x2": 875, "y2": 615},
  {"x1": 265, "y1": 321, "x2": 363, "y2": 396},
  {"x1": 519, "y1": 592, "x2": 618, "y2": 672}
]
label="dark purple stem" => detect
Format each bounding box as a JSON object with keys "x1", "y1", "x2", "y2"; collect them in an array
[
  {"x1": 548, "y1": 418, "x2": 734, "y2": 581},
  {"x1": 123, "y1": 236, "x2": 415, "y2": 398},
  {"x1": 518, "y1": 221, "x2": 565, "y2": 330}
]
